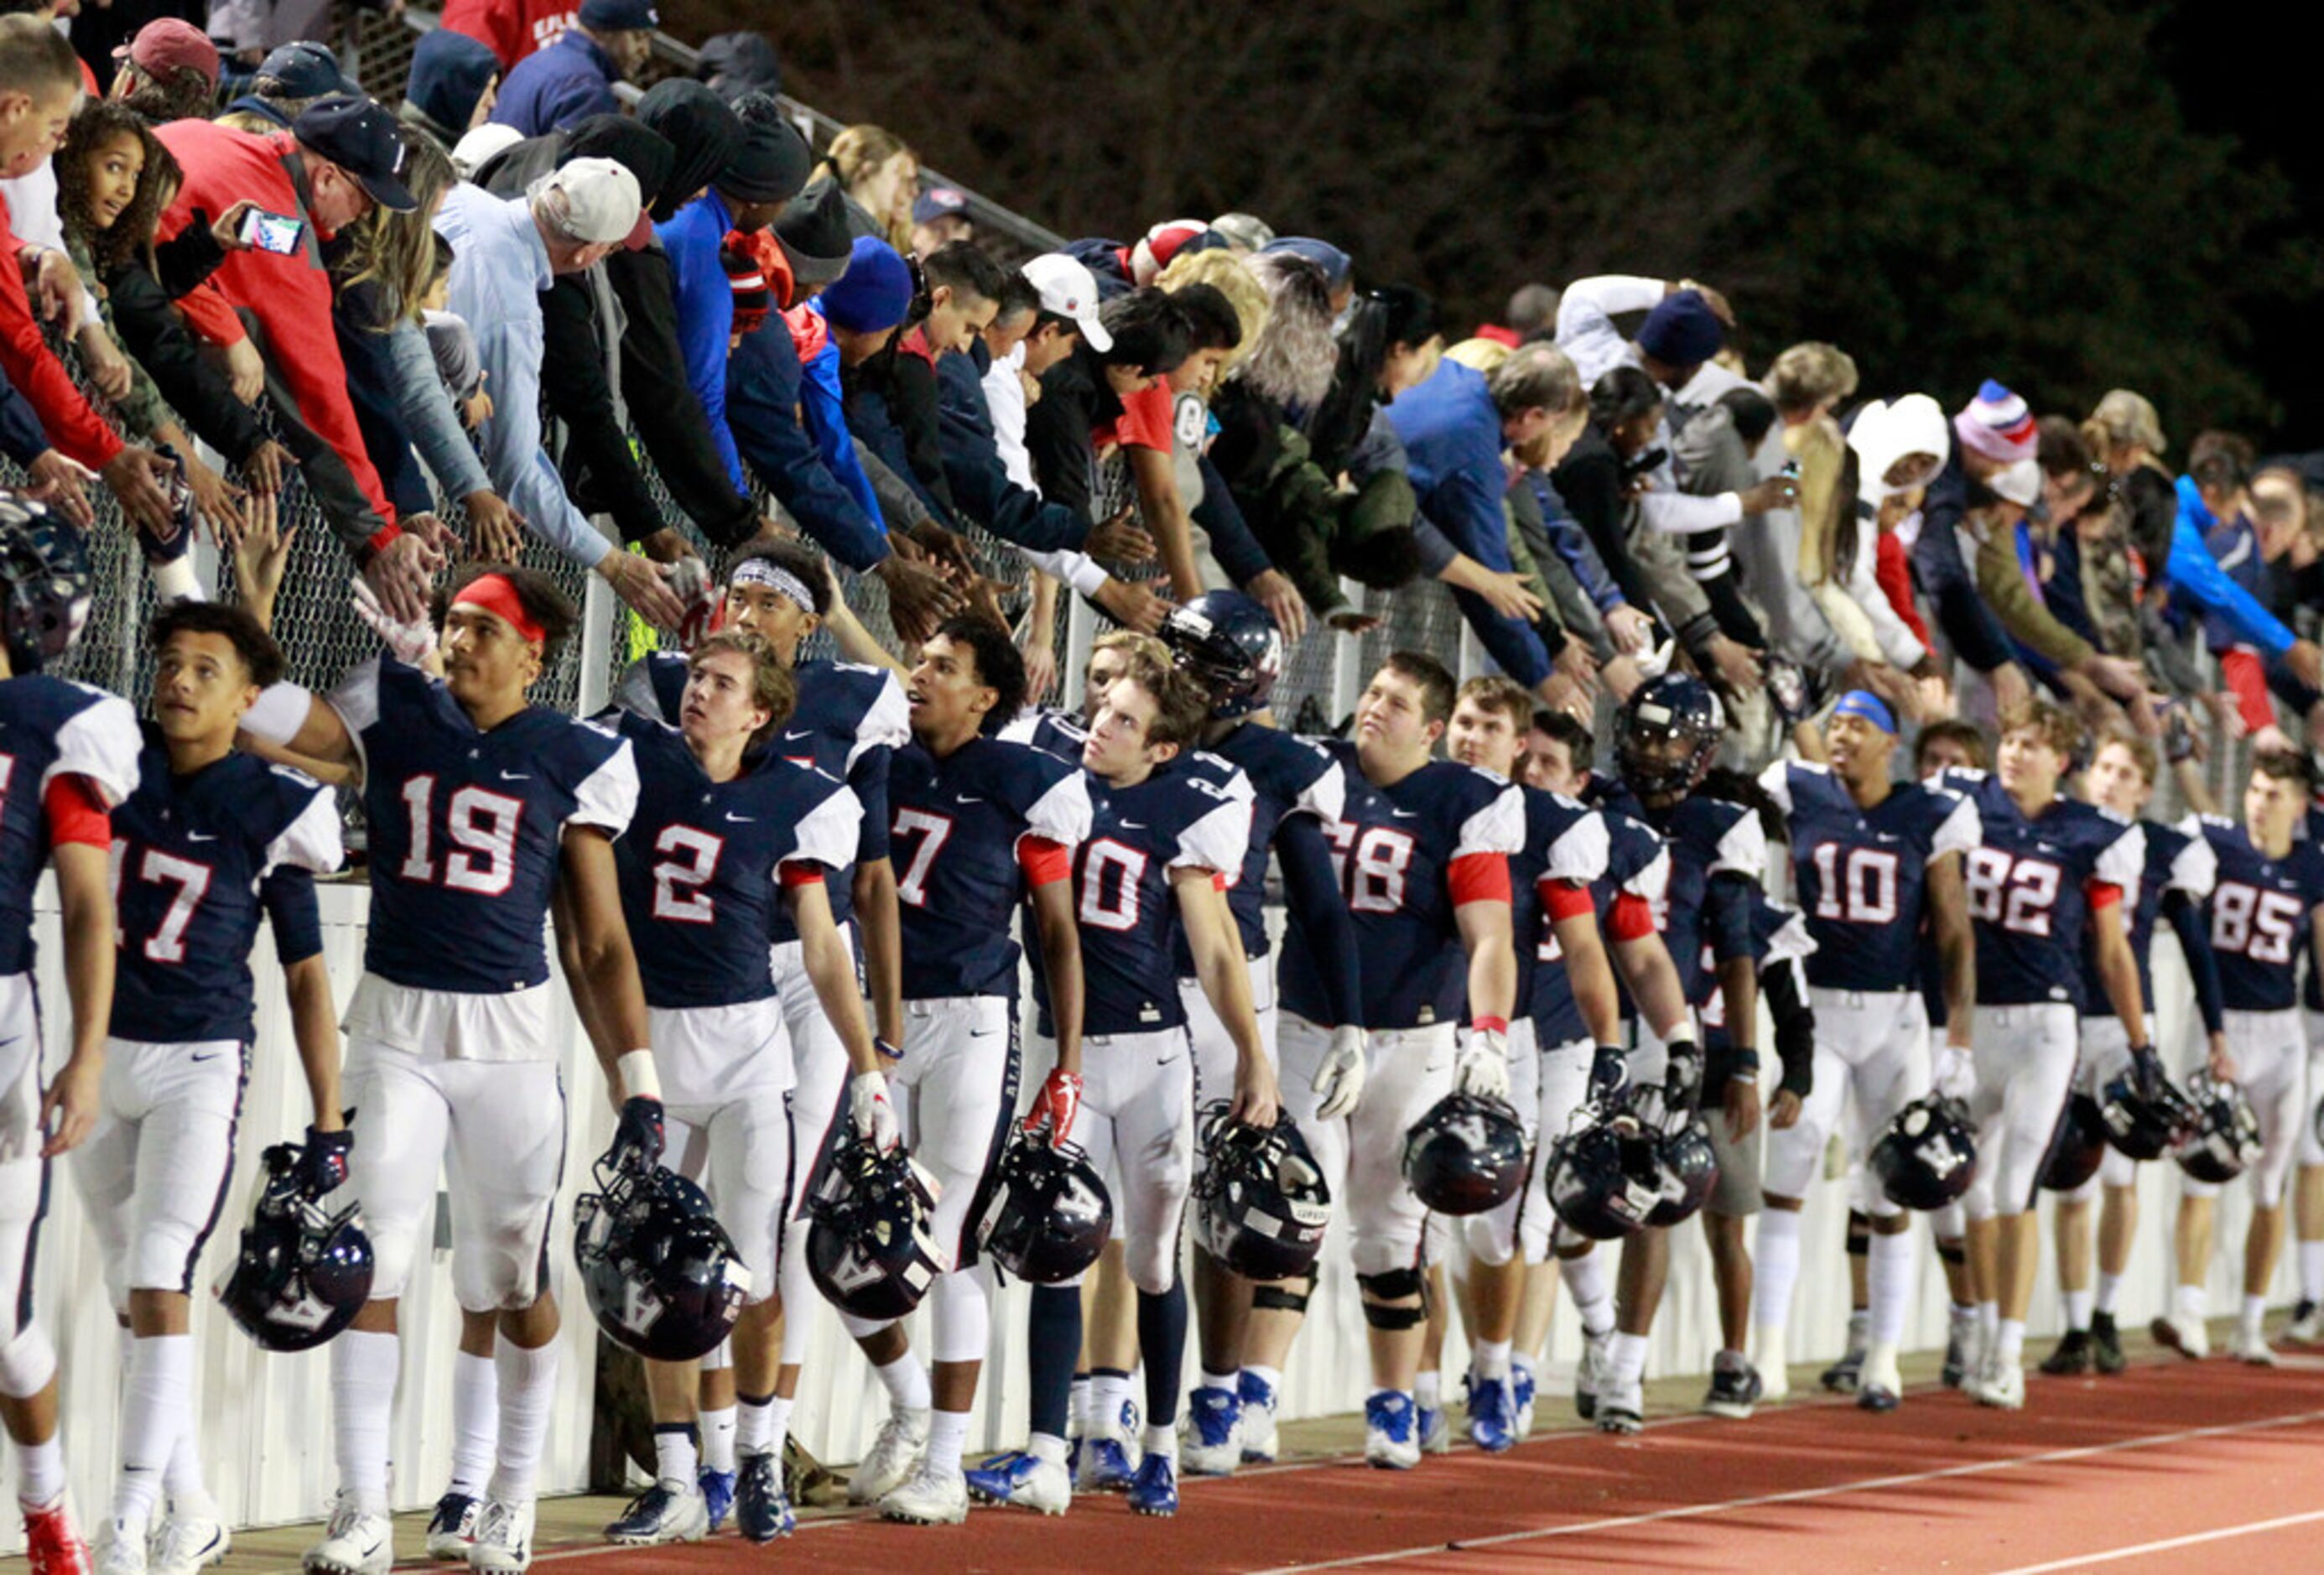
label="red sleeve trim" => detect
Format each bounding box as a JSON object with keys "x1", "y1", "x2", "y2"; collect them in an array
[
  {"x1": 364, "y1": 523, "x2": 402, "y2": 559},
  {"x1": 1541, "y1": 877, "x2": 1596, "y2": 923},
  {"x1": 1609, "y1": 891, "x2": 1657, "y2": 942},
  {"x1": 2220, "y1": 649, "x2": 2275, "y2": 735},
  {"x1": 778, "y1": 861, "x2": 825, "y2": 888},
  {"x1": 1019, "y1": 835, "x2": 1074, "y2": 887},
  {"x1": 1213, "y1": 871, "x2": 1228, "y2": 891},
  {"x1": 1448, "y1": 851, "x2": 1510, "y2": 907},
  {"x1": 2085, "y1": 880, "x2": 2124, "y2": 911},
  {"x1": 44, "y1": 774, "x2": 112, "y2": 849}
]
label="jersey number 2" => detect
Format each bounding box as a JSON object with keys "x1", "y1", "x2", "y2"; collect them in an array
[{"x1": 1963, "y1": 848, "x2": 2060, "y2": 937}]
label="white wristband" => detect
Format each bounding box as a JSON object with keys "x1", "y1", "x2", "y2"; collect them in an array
[
  {"x1": 616, "y1": 1049, "x2": 660, "y2": 1101},
  {"x1": 240, "y1": 680, "x2": 312, "y2": 745}
]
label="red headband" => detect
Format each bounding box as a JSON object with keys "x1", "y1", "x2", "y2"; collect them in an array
[{"x1": 451, "y1": 574, "x2": 546, "y2": 644}]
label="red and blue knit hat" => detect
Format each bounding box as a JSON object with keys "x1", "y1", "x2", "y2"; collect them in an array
[{"x1": 1952, "y1": 379, "x2": 2037, "y2": 464}]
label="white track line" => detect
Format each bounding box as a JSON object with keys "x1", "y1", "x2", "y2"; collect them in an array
[
  {"x1": 1986, "y1": 1506, "x2": 2324, "y2": 1573},
  {"x1": 1240, "y1": 1406, "x2": 2324, "y2": 1573}
]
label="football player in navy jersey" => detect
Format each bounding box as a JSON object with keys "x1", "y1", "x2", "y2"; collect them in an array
[
  {"x1": 237, "y1": 566, "x2": 653, "y2": 1575},
  {"x1": 77, "y1": 604, "x2": 345, "y2": 1575},
  {"x1": 1752, "y1": 691, "x2": 1978, "y2": 1413},
  {"x1": 1594, "y1": 674, "x2": 1743, "y2": 1436},
  {"x1": 2159, "y1": 751, "x2": 2324, "y2": 1365},
  {"x1": 1442, "y1": 678, "x2": 1675, "y2": 1448},
  {"x1": 610, "y1": 541, "x2": 909, "y2": 1531},
  {"x1": 1508, "y1": 713, "x2": 1692, "y2": 1437},
  {"x1": 2043, "y1": 731, "x2": 2222, "y2": 1379},
  {"x1": 595, "y1": 630, "x2": 900, "y2": 1548},
  {"x1": 2290, "y1": 785, "x2": 2324, "y2": 1345},
  {"x1": 1936, "y1": 699, "x2": 2149, "y2": 1411},
  {"x1": 0, "y1": 515, "x2": 139, "y2": 1575},
  {"x1": 970, "y1": 652, "x2": 1276, "y2": 1517},
  {"x1": 844, "y1": 616, "x2": 1092, "y2": 1527},
  {"x1": 1274, "y1": 651, "x2": 1523, "y2": 1469},
  {"x1": 1160, "y1": 593, "x2": 1358, "y2": 1474}
]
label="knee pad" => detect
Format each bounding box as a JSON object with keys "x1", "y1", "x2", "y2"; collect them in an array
[
  {"x1": 1357, "y1": 1266, "x2": 1425, "y2": 1312},
  {"x1": 0, "y1": 1323, "x2": 56, "y2": 1401},
  {"x1": 1250, "y1": 1270, "x2": 1314, "y2": 1316},
  {"x1": 1845, "y1": 1210, "x2": 1870, "y2": 1256},
  {"x1": 1935, "y1": 1238, "x2": 1966, "y2": 1266}
]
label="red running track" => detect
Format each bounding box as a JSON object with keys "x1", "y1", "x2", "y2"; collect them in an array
[{"x1": 502, "y1": 1361, "x2": 2324, "y2": 1573}]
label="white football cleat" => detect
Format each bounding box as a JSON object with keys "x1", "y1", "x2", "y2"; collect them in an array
[
  {"x1": 466, "y1": 1499, "x2": 534, "y2": 1574},
  {"x1": 879, "y1": 1462, "x2": 970, "y2": 1525},
  {"x1": 1857, "y1": 1346, "x2": 1903, "y2": 1413},
  {"x1": 149, "y1": 1501, "x2": 231, "y2": 1575},
  {"x1": 1236, "y1": 1371, "x2": 1280, "y2": 1463},
  {"x1": 1595, "y1": 1375, "x2": 1644, "y2": 1436},
  {"x1": 2228, "y1": 1326, "x2": 2280, "y2": 1366},
  {"x1": 2152, "y1": 1312, "x2": 2211, "y2": 1360},
  {"x1": 1974, "y1": 1359, "x2": 2025, "y2": 1411},
  {"x1": 96, "y1": 1522, "x2": 148, "y2": 1575},
  {"x1": 304, "y1": 1498, "x2": 393, "y2": 1575},
  {"x1": 848, "y1": 1407, "x2": 931, "y2": 1505},
  {"x1": 2284, "y1": 1299, "x2": 2321, "y2": 1343}
]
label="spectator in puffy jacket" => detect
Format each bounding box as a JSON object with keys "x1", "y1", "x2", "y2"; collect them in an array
[{"x1": 489, "y1": 0, "x2": 654, "y2": 137}]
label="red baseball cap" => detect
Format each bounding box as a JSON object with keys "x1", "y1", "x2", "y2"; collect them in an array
[{"x1": 113, "y1": 18, "x2": 221, "y2": 91}]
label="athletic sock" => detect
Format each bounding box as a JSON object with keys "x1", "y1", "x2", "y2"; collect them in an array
[
  {"x1": 1090, "y1": 1370, "x2": 1134, "y2": 1438},
  {"x1": 1975, "y1": 1301, "x2": 1999, "y2": 1351},
  {"x1": 2063, "y1": 1289, "x2": 2093, "y2": 1333},
  {"x1": 2176, "y1": 1282, "x2": 2208, "y2": 1322},
  {"x1": 875, "y1": 1351, "x2": 932, "y2": 1413},
  {"x1": 1198, "y1": 1366, "x2": 1238, "y2": 1395},
  {"x1": 14, "y1": 1437, "x2": 64, "y2": 1513},
  {"x1": 1844, "y1": 1307, "x2": 1870, "y2": 1357},
  {"x1": 112, "y1": 1333, "x2": 193, "y2": 1534},
  {"x1": 652, "y1": 1424, "x2": 699, "y2": 1489},
  {"x1": 1562, "y1": 1250, "x2": 1615, "y2": 1337},
  {"x1": 1996, "y1": 1319, "x2": 2025, "y2": 1367},
  {"x1": 1141, "y1": 1422, "x2": 1176, "y2": 1460},
  {"x1": 2094, "y1": 1271, "x2": 2125, "y2": 1317},
  {"x1": 2302, "y1": 1242, "x2": 2324, "y2": 1305},
  {"x1": 331, "y1": 1329, "x2": 399, "y2": 1515},
  {"x1": 488, "y1": 1339, "x2": 558, "y2": 1504},
  {"x1": 1069, "y1": 1373, "x2": 1093, "y2": 1433},
  {"x1": 1028, "y1": 1286, "x2": 1082, "y2": 1442},
  {"x1": 1751, "y1": 1209, "x2": 1803, "y2": 1335},
  {"x1": 164, "y1": 1426, "x2": 211, "y2": 1507},
  {"x1": 1136, "y1": 1284, "x2": 1189, "y2": 1431},
  {"x1": 450, "y1": 1349, "x2": 498, "y2": 1497},
  {"x1": 699, "y1": 1405, "x2": 737, "y2": 1475},
  {"x1": 924, "y1": 1409, "x2": 969, "y2": 1477},
  {"x1": 761, "y1": 1396, "x2": 794, "y2": 1463},
  {"x1": 1608, "y1": 1332, "x2": 1649, "y2": 1389},
  {"x1": 1028, "y1": 1432, "x2": 1068, "y2": 1466},
  {"x1": 1868, "y1": 1231, "x2": 1917, "y2": 1351},
  {"x1": 1473, "y1": 1338, "x2": 1512, "y2": 1382},
  {"x1": 1413, "y1": 1370, "x2": 1441, "y2": 1412},
  {"x1": 2240, "y1": 1293, "x2": 2267, "y2": 1340}
]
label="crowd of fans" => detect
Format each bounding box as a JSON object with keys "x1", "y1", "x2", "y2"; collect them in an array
[{"x1": 0, "y1": 0, "x2": 2319, "y2": 765}]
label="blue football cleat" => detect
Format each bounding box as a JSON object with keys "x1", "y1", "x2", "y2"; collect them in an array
[
  {"x1": 1076, "y1": 1436, "x2": 1137, "y2": 1493},
  {"x1": 697, "y1": 1467, "x2": 736, "y2": 1534},
  {"x1": 1127, "y1": 1453, "x2": 1178, "y2": 1516},
  {"x1": 734, "y1": 1451, "x2": 793, "y2": 1543},
  {"x1": 1466, "y1": 1375, "x2": 1516, "y2": 1453},
  {"x1": 1180, "y1": 1385, "x2": 1242, "y2": 1476}
]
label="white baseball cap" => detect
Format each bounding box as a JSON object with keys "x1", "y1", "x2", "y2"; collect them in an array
[
  {"x1": 528, "y1": 157, "x2": 647, "y2": 248},
  {"x1": 1021, "y1": 253, "x2": 1111, "y2": 354},
  {"x1": 1993, "y1": 457, "x2": 2041, "y2": 508}
]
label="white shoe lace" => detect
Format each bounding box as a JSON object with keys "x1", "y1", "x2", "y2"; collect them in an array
[{"x1": 474, "y1": 1501, "x2": 520, "y2": 1550}]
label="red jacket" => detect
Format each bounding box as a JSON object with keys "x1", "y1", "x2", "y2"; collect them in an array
[
  {"x1": 440, "y1": 0, "x2": 576, "y2": 69},
  {"x1": 0, "y1": 190, "x2": 123, "y2": 470},
  {"x1": 1874, "y1": 530, "x2": 1931, "y2": 648},
  {"x1": 154, "y1": 122, "x2": 397, "y2": 543}
]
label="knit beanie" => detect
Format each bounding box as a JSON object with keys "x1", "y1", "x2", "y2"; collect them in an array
[
  {"x1": 1953, "y1": 378, "x2": 2038, "y2": 464},
  {"x1": 724, "y1": 238, "x2": 771, "y2": 338},
  {"x1": 819, "y1": 236, "x2": 912, "y2": 334},
  {"x1": 1635, "y1": 288, "x2": 1724, "y2": 371}
]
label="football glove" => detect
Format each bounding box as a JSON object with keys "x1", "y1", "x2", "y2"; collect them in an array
[
  {"x1": 1313, "y1": 1024, "x2": 1368, "y2": 1120},
  {"x1": 1453, "y1": 1025, "x2": 1511, "y2": 1101},
  {"x1": 1022, "y1": 1067, "x2": 1084, "y2": 1147},
  {"x1": 850, "y1": 1070, "x2": 899, "y2": 1152}
]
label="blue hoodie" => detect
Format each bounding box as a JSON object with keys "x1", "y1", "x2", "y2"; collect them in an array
[
  {"x1": 2170, "y1": 474, "x2": 2291, "y2": 655},
  {"x1": 404, "y1": 29, "x2": 502, "y2": 141}
]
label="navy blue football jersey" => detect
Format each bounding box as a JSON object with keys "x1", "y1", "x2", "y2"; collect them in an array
[
  {"x1": 1278, "y1": 744, "x2": 1523, "y2": 1031},
  {"x1": 620, "y1": 652, "x2": 907, "y2": 938},
  {"x1": 1533, "y1": 808, "x2": 1667, "y2": 1047},
  {"x1": 1640, "y1": 793, "x2": 1767, "y2": 1009},
  {"x1": 0, "y1": 676, "x2": 140, "y2": 976},
  {"x1": 1078, "y1": 753, "x2": 1253, "y2": 1035},
  {"x1": 611, "y1": 713, "x2": 861, "y2": 1010},
  {"x1": 2077, "y1": 818, "x2": 2214, "y2": 1020},
  {"x1": 1169, "y1": 720, "x2": 1343, "y2": 971},
  {"x1": 2307, "y1": 799, "x2": 2324, "y2": 1014},
  {"x1": 1508, "y1": 784, "x2": 1612, "y2": 1009},
  {"x1": 1760, "y1": 762, "x2": 1979, "y2": 995},
  {"x1": 1937, "y1": 768, "x2": 2144, "y2": 1008},
  {"x1": 330, "y1": 658, "x2": 637, "y2": 993},
  {"x1": 1000, "y1": 705, "x2": 1090, "y2": 766},
  {"x1": 2189, "y1": 815, "x2": 2324, "y2": 1014},
  {"x1": 109, "y1": 739, "x2": 341, "y2": 1044},
  {"x1": 888, "y1": 734, "x2": 1091, "y2": 1000},
  {"x1": 1698, "y1": 893, "x2": 1815, "y2": 1034}
]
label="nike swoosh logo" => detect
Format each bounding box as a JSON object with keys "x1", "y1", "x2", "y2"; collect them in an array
[
  {"x1": 1391, "y1": 808, "x2": 1420, "y2": 819},
  {"x1": 725, "y1": 813, "x2": 755, "y2": 823},
  {"x1": 1120, "y1": 819, "x2": 1149, "y2": 830},
  {"x1": 957, "y1": 793, "x2": 984, "y2": 805},
  {"x1": 500, "y1": 771, "x2": 532, "y2": 782},
  {"x1": 784, "y1": 729, "x2": 814, "y2": 741},
  {"x1": 186, "y1": 832, "x2": 216, "y2": 843},
  {"x1": 190, "y1": 1050, "x2": 224, "y2": 1063}
]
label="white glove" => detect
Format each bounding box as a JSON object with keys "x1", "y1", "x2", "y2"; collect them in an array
[
  {"x1": 350, "y1": 574, "x2": 437, "y2": 667},
  {"x1": 1932, "y1": 1043, "x2": 1976, "y2": 1105},
  {"x1": 666, "y1": 555, "x2": 718, "y2": 650},
  {"x1": 1454, "y1": 1026, "x2": 1511, "y2": 1101},
  {"x1": 850, "y1": 1070, "x2": 899, "y2": 1152},
  {"x1": 1313, "y1": 1023, "x2": 1368, "y2": 1120}
]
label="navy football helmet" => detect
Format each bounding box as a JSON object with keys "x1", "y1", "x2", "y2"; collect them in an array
[
  {"x1": 1614, "y1": 673, "x2": 1724, "y2": 798},
  {"x1": 219, "y1": 1141, "x2": 375, "y2": 1353},
  {"x1": 805, "y1": 1134, "x2": 945, "y2": 1321},
  {"x1": 1193, "y1": 1103, "x2": 1331, "y2": 1280},
  {"x1": 574, "y1": 1158, "x2": 751, "y2": 1363},
  {"x1": 1401, "y1": 1092, "x2": 1527, "y2": 1216},
  {"x1": 2100, "y1": 1063, "x2": 2194, "y2": 1162},
  {"x1": 1869, "y1": 1094, "x2": 1977, "y2": 1211},
  {"x1": 1546, "y1": 1107, "x2": 1665, "y2": 1240},
  {"x1": 2040, "y1": 1094, "x2": 2110, "y2": 1193},
  {"x1": 1161, "y1": 591, "x2": 1284, "y2": 718},
  {"x1": 976, "y1": 1129, "x2": 1112, "y2": 1284},
  {"x1": 1646, "y1": 1120, "x2": 1720, "y2": 1228},
  {"x1": 2175, "y1": 1069, "x2": 2262, "y2": 1186},
  {"x1": 0, "y1": 500, "x2": 91, "y2": 674}
]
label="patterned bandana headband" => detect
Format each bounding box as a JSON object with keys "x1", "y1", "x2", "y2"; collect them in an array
[
  {"x1": 450, "y1": 573, "x2": 547, "y2": 643},
  {"x1": 729, "y1": 558, "x2": 816, "y2": 613}
]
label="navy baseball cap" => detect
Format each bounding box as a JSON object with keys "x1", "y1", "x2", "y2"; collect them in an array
[
  {"x1": 294, "y1": 95, "x2": 419, "y2": 213},
  {"x1": 578, "y1": 0, "x2": 659, "y2": 29},
  {"x1": 912, "y1": 186, "x2": 970, "y2": 227},
  {"x1": 257, "y1": 40, "x2": 357, "y2": 98}
]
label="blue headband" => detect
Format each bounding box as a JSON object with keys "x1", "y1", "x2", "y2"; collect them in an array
[{"x1": 1832, "y1": 690, "x2": 1897, "y2": 735}]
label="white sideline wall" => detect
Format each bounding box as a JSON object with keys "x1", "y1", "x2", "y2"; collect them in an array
[{"x1": 0, "y1": 885, "x2": 2287, "y2": 1548}]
